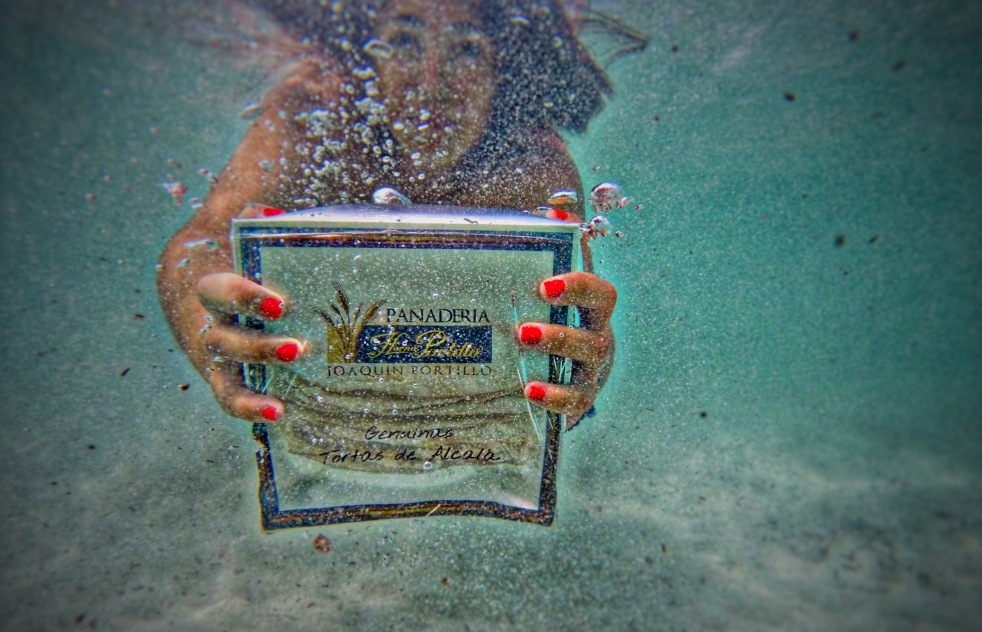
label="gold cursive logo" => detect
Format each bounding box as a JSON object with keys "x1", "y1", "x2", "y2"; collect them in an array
[{"x1": 367, "y1": 330, "x2": 485, "y2": 360}]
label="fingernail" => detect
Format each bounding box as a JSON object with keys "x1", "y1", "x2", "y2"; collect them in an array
[
  {"x1": 543, "y1": 279, "x2": 566, "y2": 298},
  {"x1": 527, "y1": 385, "x2": 547, "y2": 402},
  {"x1": 520, "y1": 325, "x2": 542, "y2": 345},
  {"x1": 261, "y1": 406, "x2": 281, "y2": 421},
  {"x1": 276, "y1": 342, "x2": 299, "y2": 362},
  {"x1": 262, "y1": 206, "x2": 286, "y2": 217},
  {"x1": 552, "y1": 208, "x2": 569, "y2": 220},
  {"x1": 260, "y1": 297, "x2": 283, "y2": 319}
]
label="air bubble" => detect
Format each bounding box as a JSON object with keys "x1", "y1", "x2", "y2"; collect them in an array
[
  {"x1": 372, "y1": 187, "x2": 411, "y2": 205},
  {"x1": 548, "y1": 190, "x2": 578, "y2": 206},
  {"x1": 184, "y1": 238, "x2": 220, "y2": 251},
  {"x1": 363, "y1": 38, "x2": 394, "y2": 59},
  {"x1": 422, "y1": 461, "x2": 433, "y2": 471},
  {"x1": 239, "y1": 103, "x2": 262, "y2": 120}
]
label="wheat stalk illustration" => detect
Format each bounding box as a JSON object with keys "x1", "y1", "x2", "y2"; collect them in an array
[{"x1": 312, "y1": 282, "x2": 386, "y2": 362}]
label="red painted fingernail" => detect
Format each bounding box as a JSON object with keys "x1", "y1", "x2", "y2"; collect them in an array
[
  {"x1": 520, "y1": 325, "x2": 542, "y2": 345},
  {"x1": 543, "y1": 279, "x2": 566, "y2": 298},
  {"x1": 276, "y1": 342, "x2": 299, "y2": 362},
  {"x1": 261, "y1": 406, "x2": 280, "y2": 421},
  {"x1": 552, "y1": 208, "x2": 569, "y2": 220},
  {"x1": 260, "y1": 297, "x2": 283, "y2": 319},
  {"x1": 262, "y1": 206, "x2": 286, "y2": 217},
  {"x1": 527, "y1": 385, "x2": 547, "y2": 402}
]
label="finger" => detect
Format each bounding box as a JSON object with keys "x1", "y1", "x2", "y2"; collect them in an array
[
  {"x1": 543, "y1": 207, "x2": 582, "y2": 223},
  {"x1": 204, "y1": 323, "x2": 307, "y2": 364},
  {"x1": 237, "y1": 202, "x2": 288, "y2": 219},
  {"x1": 516, "y1": 323, "x2": 611, "y2": 367},
  {"x1": 524, "y1": 381, "x2": 596, "y2": 421},
  {"x1": 539, "y1": 272, "x2": 617, "y2": 328},
  {"x1": 197, "y1": 272, "x2": 286, "y2": 320},
  {"x1": 571, "y1": 361, "x2": 602, "y2": 391},
  {"x1": 209, "y1": 368, "x2": 285, "y2": 422}
]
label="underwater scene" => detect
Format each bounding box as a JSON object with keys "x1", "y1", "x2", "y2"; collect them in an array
[{"x1": 1, "y1": 0, "x2": 980, "y2": 629}]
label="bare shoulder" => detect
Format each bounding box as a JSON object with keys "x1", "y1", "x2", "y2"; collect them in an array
[
  {"x1": 262, "y1": 57, "x2": 346, "y2": 114},
  {"x1": 471, "y1": 128, "x2": 585, "y2": 212},
  {"x1": 192, "y1": 58, "x2": 350, "y2": 225}
]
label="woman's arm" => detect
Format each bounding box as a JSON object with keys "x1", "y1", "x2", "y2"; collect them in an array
[
  {"x1": 487, "y1": 129, "x2": 617, "y2": 427},
  {"x1": 157, "y1": 61, "x2": 339, "y2": 421}
]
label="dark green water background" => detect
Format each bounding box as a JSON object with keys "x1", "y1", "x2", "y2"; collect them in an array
[{"x1": 1, "y1": 0, "x2": 980, "y2": 629}]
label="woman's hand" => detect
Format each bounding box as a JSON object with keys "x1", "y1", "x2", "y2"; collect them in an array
[
  {"x1": 514, "y1": 209, "x2": 616, "y2": 429},
  {"x1": 197, "y1": 272, "x2": 305, "y2": 423},
  {"x1": 195, "y1": 203, "x2": 311, "y2": 423},
  {"x1": 158, "y1": 198, "x2": 307, "y2": 424}
]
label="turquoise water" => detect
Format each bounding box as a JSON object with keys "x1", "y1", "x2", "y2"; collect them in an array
[{"x1": 1, "y1": 0, "x2": 981, "y2": 629}]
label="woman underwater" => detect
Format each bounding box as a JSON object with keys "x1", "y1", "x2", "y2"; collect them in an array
[{"x1": 158, "y1": 0, "x2": 640, "y2": 431}]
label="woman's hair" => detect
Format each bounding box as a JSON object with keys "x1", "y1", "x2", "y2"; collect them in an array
[{"x1": 461, "y1": 1, "x2": 611, "y2": 175}]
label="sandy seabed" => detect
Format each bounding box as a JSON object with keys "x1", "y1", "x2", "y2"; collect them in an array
[{"x1": 1, "y1": 0, "x2": 980, "y2": 630}]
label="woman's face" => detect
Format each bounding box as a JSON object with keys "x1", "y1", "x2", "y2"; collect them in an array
[{"x1": 373, "y1": 0, "x2": 495, "y2": 170}]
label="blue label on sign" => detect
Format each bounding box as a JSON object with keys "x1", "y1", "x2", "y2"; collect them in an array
[{"x1": 355, "y1": 326, "x2": 492, "y2": 363}]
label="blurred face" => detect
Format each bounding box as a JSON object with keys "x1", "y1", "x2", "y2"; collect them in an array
[{"x1": 373, "y1": 0, "x2": 495, "y2": 170}]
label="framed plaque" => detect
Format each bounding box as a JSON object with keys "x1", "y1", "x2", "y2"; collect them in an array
[{"x1": 232, "y1": 205, "x2": 580, "y2": 528}]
